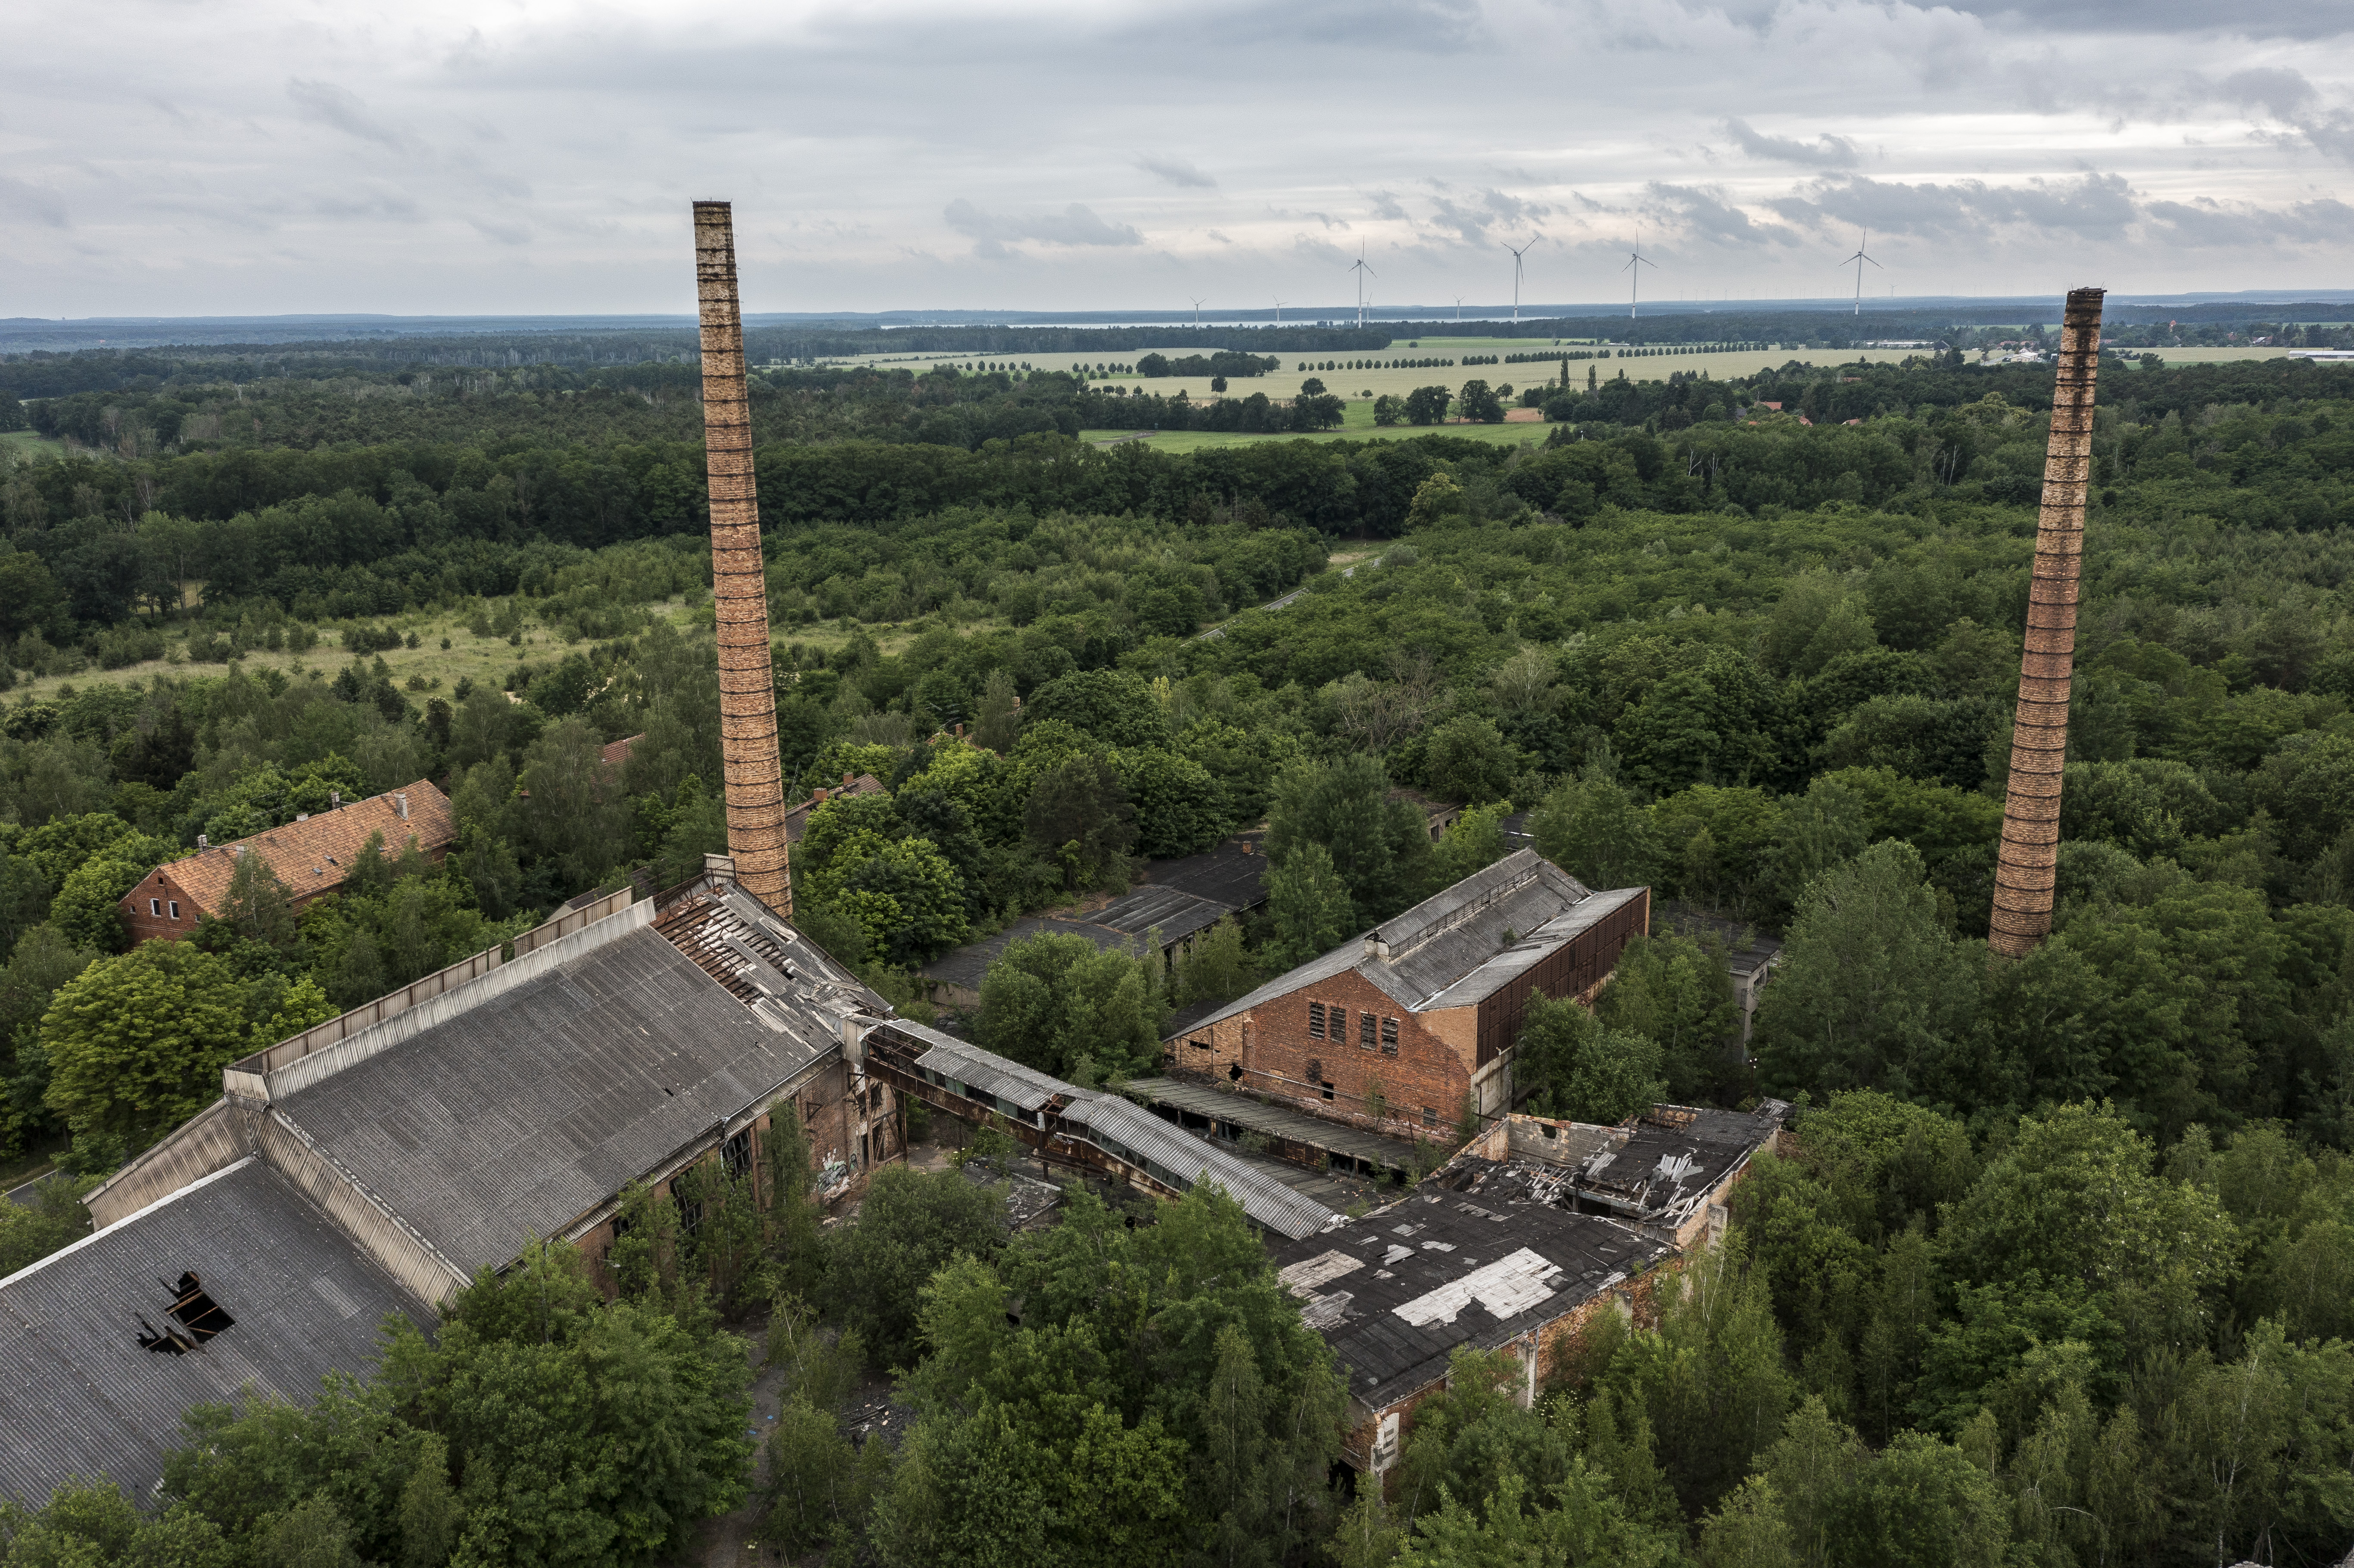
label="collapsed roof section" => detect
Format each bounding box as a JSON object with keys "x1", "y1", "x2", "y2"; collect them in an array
[
  {"x1": 0, "y1": 1157, "x2": 431, "y2": 1508},
  {"x1": 1267, "y1": 1186, "x2": 1671, "y2": 1414},
  {"x1": 1180, "y1": 851, "x2": 1639, "y2": 1032}
]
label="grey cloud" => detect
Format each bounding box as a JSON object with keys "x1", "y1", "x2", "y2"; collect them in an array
[
  {"x1": 2143, "y1": 195, "x2": 2354, "y2": 246},
  {"x1": 1136, "y1": 156, "x2": 1215, "y2": 188},
  {"x1": 1206, "y1": 229, "x2": 1233, "y2": 243},
  {"x1": 1722, "y1": 118, "x2": 1858, "y2": 168},
  {"x1": 310, "y1": 185, "x2": 423, "y2": 221},
  {"x1": 0, "y1": 177, "x2": 68, "y2": 229},
  {"x1": 287, "y1": 78, "x2": 406, "y2": 147},
  {"x1": 1925, "y1": 0, "x2": 2351, "y2": 39},
  {"x1": 1369, "y1": 190, "x2": 1408, "y2": 221},
  {"x1": 2214, "y1": 68, "x2": 2318, "y2": 119},
  {"x1": 467, "y1": 215, "x2": 532, "y2": 246},
  {"x1": 1769, "y1": 172, "x2": 2136, "y2": 240},
  {"x1": 1647, "y1": 182, "x2": 1797, "y2": 246},
  {"x1": 1425, "y1": 187, "x2": 1554, "y2": 244},
  {"x1": 943, "y1": 198, "x2": 1144, "y2": 258}
]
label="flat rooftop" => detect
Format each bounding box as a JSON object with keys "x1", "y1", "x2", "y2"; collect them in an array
[{"x1": 1267, "y1": 1188, "x2": 1670, "y2": 1412}]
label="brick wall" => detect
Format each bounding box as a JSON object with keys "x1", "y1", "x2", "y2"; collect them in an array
[
  {"x1": 1227, "y1": 969, "x2": 1472, "y2": 1139},
  {"x1": 576, "y1": 1061, "x2": 897, "y2": 1296},
  {"x1": 121, "y1": 868, "x2": 203, "y2": 946}
]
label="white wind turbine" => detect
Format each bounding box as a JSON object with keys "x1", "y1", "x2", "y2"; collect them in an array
[
  {"x1": 1840, "y1": 230, "x2": 1881, "y2": 316},
  {"x1": 1348, "y1": 246, "x2": 1376, "y2": 330},
  {"x1": 1622, "y1": 236, "x2": 1657, "y2": 320},
  {"x1": 1504, "y1": 236, "x2": 1542, "y2": 322},
  {"x1": 1189, "y1": 296, "x2": 1206, "y2": 324},
  {"x1": 1272, "y1": 297, "x2": 1286, "y2": 327}
]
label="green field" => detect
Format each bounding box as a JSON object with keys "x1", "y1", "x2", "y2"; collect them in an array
[{"x1": 827, "y1": 336, "x2": 1959, "y2": 408}]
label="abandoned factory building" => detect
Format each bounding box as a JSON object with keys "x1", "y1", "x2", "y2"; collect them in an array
[
  {"x1": 0, "y1": 861, "x2": 1332, "y2": 1507},
  {"x1": 1, "y1": 868, "x2": 899, "y2": 1506},
  {"x1": 1165, "y1": 850, "x2": 1648, "y2": 1133},
  {"x1": 1270, "y1": 1187, "x2": 1672, "y2": 1478}
]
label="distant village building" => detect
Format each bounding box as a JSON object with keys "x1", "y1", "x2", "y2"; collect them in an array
[
  {"x1": 781, "y1": 772, "x2": 886, "y2": 844},
  {"x1": 1165, "y1": 850, "x2": 1648, "y2": 1130},
  {"x1": 119, "y1": 782, "x2": 456, "y2": 943},
  {"x1": 598, "y1": 732, "x2": 645, "y2": 772}
]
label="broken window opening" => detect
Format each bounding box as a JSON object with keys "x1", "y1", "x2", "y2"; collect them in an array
[
  {"x1": 721, "y1": 1129, "x2": 753, "y2": 1180},
  {"x1": 1382, "y1": 1016, "x2": 1399, "y2": 1054},
  {"x1": 1321, "y1": 1081, "x2": 1336, "y2": 1102},
  {"x1": 1307, "y1": 1002, "x2": 1325, "y2": 1040},
  {"x1": 1360, "y1": 1012, "x2": 1377, "y2": 1050}
]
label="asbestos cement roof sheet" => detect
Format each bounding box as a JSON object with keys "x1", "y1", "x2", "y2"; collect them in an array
[
  {"x1": 1060, "y1": 1094, "x2": 1338, "y2": 1241},
  {"x1": 276, "y1": 925, "x2": 835, "y2": 1276},
  {"x1": 0, "y1": 1157, "x2": 431, "y2": 1507},
  {"x1": 919, "y1": 916, "x2": 1149, "y2": 992},
  {"x1": 1418, "y1": 887, "x2": 1650, "y2": 1011},
  {"x1": 1138, "y1": 838, "x2": 1270, "y2": 910},
  {"x1": 903, "y1": 1029, "x2": 1072, "y2": 1114},
  {"x1": 1091, "y1": 886, "x2": 1233, "y2": 943},
  {"x1": 1264, "y1": 1188, "x2": 1671, "y2": 1412}
]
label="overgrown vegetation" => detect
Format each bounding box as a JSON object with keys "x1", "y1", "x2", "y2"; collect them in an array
[{"x1": 8, "y1": 339, "x2": 2354, "y2": 1565}]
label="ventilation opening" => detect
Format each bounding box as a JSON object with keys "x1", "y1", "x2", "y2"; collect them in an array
[{"x1": 139, "y1": 1272, "x2": 234, "y2": 1354}]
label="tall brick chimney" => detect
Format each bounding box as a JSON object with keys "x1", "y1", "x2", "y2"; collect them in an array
[
  {"x1": 1989, "y1": 287, "x2": 2105, "y2": 958},
  {"x1": 692, "y1": 201, "x2": 792, "y2": 919}
]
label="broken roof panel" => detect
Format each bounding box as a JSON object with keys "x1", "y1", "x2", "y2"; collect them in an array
[
  {"x1": 0, "y1": 1157, "x2": 430, "y2": 1507},
  {"x1": 1171, "y1": 851, "x2": 1632, "y2": 1037},
  {"x1": 1059, "y1": 1093, "x2": 1338, "y2": 1241},
  {"x1": 1265, "y1": 1188, "x2": 1670, "y2": 1412}
]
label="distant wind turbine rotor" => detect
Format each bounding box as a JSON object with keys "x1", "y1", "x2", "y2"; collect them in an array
[
  {"x1": 1840, "y1": 230, "x2": 1882, "y2": 317},
  {"x1": 1189, "y1": 296, "x2": 1206, "y2": 325},
  {"x1": 1347, "y1": 246, "x2": 1376, "y2": 330},
  {"x1": 1504, "y1": 236, "x2": 1542, "y2": 324},
  {"x1": 1272, "y1": 297, "x2": 1286, "y2": 327}
]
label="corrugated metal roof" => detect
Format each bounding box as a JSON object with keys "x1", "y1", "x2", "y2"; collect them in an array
[
  {"x1": 908, "y1": 1033, "x2": 1071, "y2": 1114},
  {"x1": 1171, "y1": 854, "x2": 1637, "y2": 1038},
  {"x1": 1420, "y1": 887, "x2": 1649, "y2": 1010},
  {"x1": 276, "y1": 924, "x2": 843, "y2": 1276},
  {"x1": 1061, "y1": 1094, "x2": 1337, "y2": 1241},
  {"x1": 0, "y1": 1157, "x2": 431, "y2": 1507},
  {"x1": 1091, "y1": 886, "x2": 1231, "y2": 942}
]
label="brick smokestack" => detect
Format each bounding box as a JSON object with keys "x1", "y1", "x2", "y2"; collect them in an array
[
  {"x1": 1989, "y1": 287, "x2": 2105, "y2": 958},
  {"x1": 692, "y1": 201, "x2": 792, "y2": 919}
]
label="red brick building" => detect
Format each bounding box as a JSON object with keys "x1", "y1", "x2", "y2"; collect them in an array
[
  {"x1": 120, "y1": 781, "x2": 457, "y2": 944},
  {"x1": 1165, "y1": 850, "x2": 1647, "y2": 1134}
]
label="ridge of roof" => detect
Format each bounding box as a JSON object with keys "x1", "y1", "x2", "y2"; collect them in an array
[{"x1": 146, "y1": 781, "x2": 456, "y2": 915}]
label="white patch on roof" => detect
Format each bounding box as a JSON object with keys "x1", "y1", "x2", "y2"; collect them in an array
[
  {"x1": 1279, "y1": 1249, "x2": 1367, "y2": 1296},
  {"x1": 1392, "y1": 1247, "x2": 1566, "y2": 1328}
]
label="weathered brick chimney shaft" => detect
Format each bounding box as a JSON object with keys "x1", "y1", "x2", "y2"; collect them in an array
[
  {"x1": 1990, "y1": 286, "x2": 2105, "y2": 958},
  {"x1": 693, "y1": 201, "x2": 792, "y2": 918}
]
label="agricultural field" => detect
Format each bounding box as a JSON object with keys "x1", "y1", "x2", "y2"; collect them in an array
[{"x1": 827, "y1": 336, "x2": 1958, "y2": 408}]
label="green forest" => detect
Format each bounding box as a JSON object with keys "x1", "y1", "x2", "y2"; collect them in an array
[{"x1": 6, "y1": 338, "x2": 2354, "y2": 1567}]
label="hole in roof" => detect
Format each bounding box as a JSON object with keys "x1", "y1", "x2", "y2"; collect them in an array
[{"x1": 139, "y1": 1272, "x2": 234, "y2": 1354}]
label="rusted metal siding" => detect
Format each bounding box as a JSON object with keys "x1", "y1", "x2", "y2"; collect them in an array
[
  {"x1": 1992, "y1": 287, "x2": 2105, "y2": 958},
  {"x1": 1473, "y1": 888, "x2": 1649, "y2": 1067},
  {"x1": 692, "y1": 200, "x2": 792, "y2": 920}
]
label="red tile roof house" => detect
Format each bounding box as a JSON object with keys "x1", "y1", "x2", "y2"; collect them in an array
[{"x1": 120, "y1": 782, "x2": 458, "y2": 944}]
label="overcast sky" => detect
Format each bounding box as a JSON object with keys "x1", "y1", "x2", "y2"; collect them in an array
[{"x1": 7, "y1": 0, "x2": 2351, "y2": 318}]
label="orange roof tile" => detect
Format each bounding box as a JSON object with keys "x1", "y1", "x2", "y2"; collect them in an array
[
  {"x1": 781, "y1": 774, "x2": 884, "y2": 844},
  {"x1": 600, "y1": 733, "x2": 645, "y2": 770},
  {"x1": 133, "y1": 781, "x2": 458, "y2": 917}
]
